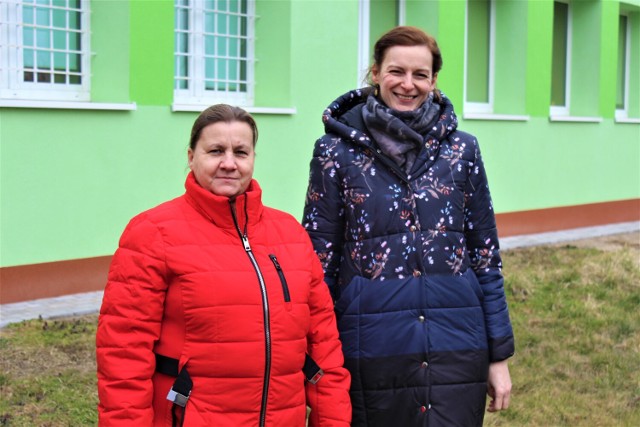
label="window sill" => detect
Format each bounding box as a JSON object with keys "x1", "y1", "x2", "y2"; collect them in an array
[
  {"x1": 614, "y1": 117, "x2": 640, "y2": 124},
  {"x1": 549, "y1": 115, "x2": 603, "y2": 123},
  {"x1": 0, "y1": 99, "x2": 137, "y2": 111},
  {"x1": 172, "y1": 103, "x2": 297, "y2": 115},
  {"x1": 462, "y1": 113, "x2": 530, "y2": 121}
]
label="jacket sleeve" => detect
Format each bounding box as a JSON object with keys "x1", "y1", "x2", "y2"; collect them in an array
[
  {"x1": 305, "y1": 242, "x2": 352, "y2": 426},
  {"x1": 96, "y1": 214, "x2": 169, "y2": 426},
  {"x1": 463, "y1": 139, "x2": 515, "y2": 362},
  {"x1": 302, "y1": 135, "x2": 346, "y2": 299}
]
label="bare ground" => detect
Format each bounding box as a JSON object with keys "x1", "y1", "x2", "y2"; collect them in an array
[{"x1": 551, "y1": 231, "x2": 640, "y2": 267}]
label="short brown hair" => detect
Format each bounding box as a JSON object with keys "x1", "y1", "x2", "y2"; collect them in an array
[{"x1": 189, "y1": 104, "x2": 258, "y2": 150}]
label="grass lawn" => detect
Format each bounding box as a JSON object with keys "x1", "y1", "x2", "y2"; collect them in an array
[
  {"x1": 1, "y1": 235, "x2": 639, "y2": 426},
  {"x1": 485, "y1": 236, "x2": 640, "y2": 426}
]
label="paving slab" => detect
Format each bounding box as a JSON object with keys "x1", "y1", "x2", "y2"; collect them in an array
[
  {"x1": 499, "y1": 221, "x2": 639, "y2": 249},
  {"x1": 0, "y1": 291, "x2": 103, "y2": 329}
]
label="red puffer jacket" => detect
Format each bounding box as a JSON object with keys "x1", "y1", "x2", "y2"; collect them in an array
[{"x1": 97, "y1": 173, "x2": 351, "y2": 426}]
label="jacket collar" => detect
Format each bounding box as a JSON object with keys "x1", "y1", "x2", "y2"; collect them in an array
[
  {"x1": 322, "y1": 87, "x2": 458, "y2": 147},
  {"x1": 321, "y1": 87, "x2": 460, "y2": 180},
  {"x1": 184, "y1": 172, "x2": 264, "y2": 232}
]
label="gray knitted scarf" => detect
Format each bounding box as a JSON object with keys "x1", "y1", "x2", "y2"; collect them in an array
[{"x1": 362, "y1": 92, "x2": 441, "y2": 172}]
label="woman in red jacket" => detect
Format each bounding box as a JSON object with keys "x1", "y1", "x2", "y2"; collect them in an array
[{"x1": 96, "y1": 104, "x2": 351, "y2": 426}]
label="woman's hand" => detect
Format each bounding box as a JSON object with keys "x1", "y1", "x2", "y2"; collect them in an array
[{"x1": 487, "y1": 360, "x2": 512, "y2": 412}]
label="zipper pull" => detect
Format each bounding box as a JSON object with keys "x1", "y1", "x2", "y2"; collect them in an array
[
  {"x1": 269, "y1": 254, "x2": 281, "y2": 270},
  {"x1": 241, "y1": 234, "x2": 251, "y2": 252}
]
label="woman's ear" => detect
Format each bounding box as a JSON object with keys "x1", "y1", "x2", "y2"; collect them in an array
[
  {"x1": 371, "y1": 65, "x2": 380, "y2": 85},
  {"x1": 187, "y1": 148, "x2": 194, "y2": 170}
]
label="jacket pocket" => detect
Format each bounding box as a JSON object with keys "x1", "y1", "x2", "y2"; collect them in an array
[{"x1": 269, "y1": 254, "x2": 291, "y2": 302}]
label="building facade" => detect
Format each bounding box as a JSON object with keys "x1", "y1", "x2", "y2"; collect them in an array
[{"x1": 1, "y1": 0, "x2": 639, "y2": 302}]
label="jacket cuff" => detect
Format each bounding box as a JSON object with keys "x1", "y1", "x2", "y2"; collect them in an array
[{"x1": 489, "y1": 336, "x2": 515, "y2": 362}]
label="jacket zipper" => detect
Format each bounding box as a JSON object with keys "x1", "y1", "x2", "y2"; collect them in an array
[
  {"x1": 230, "y1": 200, "x2": 271, "y2": 427},
  {"x1": 369, "y1": 147, "x2": 411, "y2": 184},
  {"x1": 363, "y1": 132, "x2": 440, "y2": 185},
  {"x1": 269, "y1": 254, "x2": 291, "y2": 302}
]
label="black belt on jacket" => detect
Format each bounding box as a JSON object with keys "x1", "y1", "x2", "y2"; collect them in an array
[
  {"x1": 155, "y1": 353, "x2": 324, "y2": 385},
  {"x1": 155, "y1": 354, "x2": 192, "y2": 407},
  {"x1": 156, "y1": 353, "x2": 181, "y2": 377}
]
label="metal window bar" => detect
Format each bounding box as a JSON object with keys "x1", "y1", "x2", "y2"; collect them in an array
[
  {"x1": 202, "y1": 1, "x2": 248, "y2": 93},
  {"x1": 17, "y1": 0, "x2": 86, "y2": 86},
  {"x1": 174, "y1": 0, "x2": 254, "y2": 103},
  {"x1": 174, "y1": 0, "x2": 190, "y2": 90}
]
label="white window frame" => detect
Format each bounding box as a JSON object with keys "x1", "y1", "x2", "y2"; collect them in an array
[
  {"x1": 0, "y1": 0, "x2": 91, "y2": 102},
  {"x1": 615, "y1": 13, "x2": 631, "y2": 121},
  {"x1": 397, "y1": 0, "x2": 405, "y2": 26},
  {"x1": 173, "y1": 0, "x2": 256, "y2": 108},
  {"x1": 463, "y1": 0, "x2": 496, "y2": 115},
  {"x1": 550, "y1": 0, "x2": 571, "y2": 117},
  {"x1": 357, "y1": 0, "x2": 370, "y2": 87}
]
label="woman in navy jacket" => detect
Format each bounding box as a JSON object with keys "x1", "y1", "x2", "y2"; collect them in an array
[{"x1": 302, "y1": 26, "x2": 515, "y2": 426}]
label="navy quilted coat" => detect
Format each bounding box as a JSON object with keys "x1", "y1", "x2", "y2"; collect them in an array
[{"x1": 302, "y1": 88, "x2": 515, "y2": 426}]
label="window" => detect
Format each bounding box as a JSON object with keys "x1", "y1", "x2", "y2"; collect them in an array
[
  {"x1": 615, "y1": 8, "x2": 640, "y2": 121},
  {"x1": 463, "y1": 0, "x2": 527, "y2": 119},
  {"x1": 615, "y1": 9, "x2": 640, "y2": 122},
  {"x1": 174, "y1": 0, "x2": 255, "y2": 107},
  {"x1": 549, "y1": 0, "x2": 606, "y2": 121},
  {"x1": 550, "y1": 1, "x2": 570, "y2": 116},
  {"x1": 464, "y1": 0, "x2": 494, "y2": 114},
  {"x1": 616, "y1": 15, "x2": 628, "y2": 113},
  {"x1": 0, "y1": 0, "x2": 90, "y2": 102}
]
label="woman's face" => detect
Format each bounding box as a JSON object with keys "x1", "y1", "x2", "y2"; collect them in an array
[
  {"x1": 372, "y1": 45, "x2": 438, "y2": 111},
  {"x1": 188, "y1": 121, "x2": 255, "y2": 199}
]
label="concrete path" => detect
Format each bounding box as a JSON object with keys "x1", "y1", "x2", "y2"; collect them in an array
[{"x1": 1, "y1": 221, "x2": 638, "y2": 329}]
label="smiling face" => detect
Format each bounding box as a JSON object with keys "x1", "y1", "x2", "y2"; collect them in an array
[
  {"x1": 188, "y1": 120, "x2": 255, "y2": 199},
  {"x1": 371, "y1": 45, "x2": 438, "y2": 111}
]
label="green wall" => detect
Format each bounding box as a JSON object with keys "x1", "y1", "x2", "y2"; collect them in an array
[
  {"x1": 462, "y1": 117, "x2": 640, "y2": 212},
  {"x1": 0, "y1": 107, "x2": 188, "y2": 266},
  {"x1": 130, "y1": 1, "x2": 174, "y2": 106},
  {"x1": 257, "y1": 0, "x2": 359, "y2": 212},
  {"x1": 91, "y1": 0, "x2": 131, "y2": 103},
  {"x1": 527, "y1": 1, "x2": 554, "y2": 116},
  {"x1": 1, "y1": 0, "x2": 638, "y2": 268}
]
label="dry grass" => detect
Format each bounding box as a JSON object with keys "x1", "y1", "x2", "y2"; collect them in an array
[
  {"x1": 0, "y1": 317, "x2": 98, "y2": 426},
  {"x1": 485, "y1": 233, "x2": 640, "y2": 426}
]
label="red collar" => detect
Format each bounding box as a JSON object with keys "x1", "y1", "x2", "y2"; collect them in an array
[{"x1": 184, "y1": 172, "x2": 264, "y2": 231}]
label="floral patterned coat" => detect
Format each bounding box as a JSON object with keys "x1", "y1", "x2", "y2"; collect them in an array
[{"x1": 302, "y1": 88, "x2": 515, "y2": 427}]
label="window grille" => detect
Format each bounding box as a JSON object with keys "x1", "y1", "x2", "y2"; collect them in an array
[
  {"x1": 0, "y1": 0, "x2": 91, "y2": 101},
  {"x1": 174, "y1": 0, "x2": 255, "y2": 106}
]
